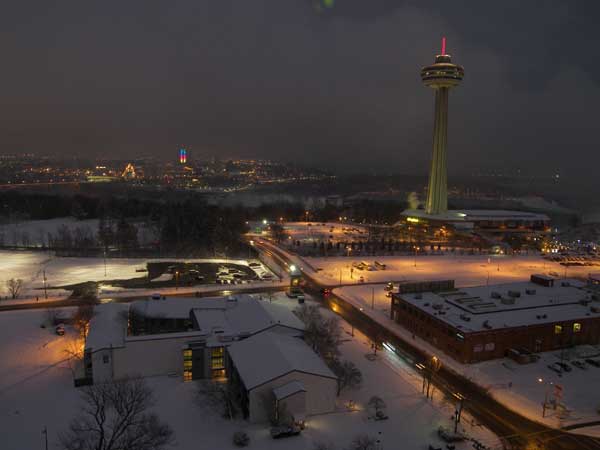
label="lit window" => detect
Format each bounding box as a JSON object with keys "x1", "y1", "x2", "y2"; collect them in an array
[
  {"x1": 554, "y1": 325, "x2": 562, "y2": 335},
  {"x1": 211, "y1": 357, "x2": 224, "y2": 369},
  {"x1": 573, "y1": 323, "x2": 582, "y2": 333}
]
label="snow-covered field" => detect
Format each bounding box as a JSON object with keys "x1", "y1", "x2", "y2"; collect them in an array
[
  {"x1": 0, "y1": 295, "x2": 499, "y2": 450},
  {"x1": 0, "y1": 251, "x2": 277, "y2": 301},
  {"x1": 0, "y1": 217, "x2": 159, "y2": 247},
  {"x1": 308, "y1": 254, "x2": 594, "y2": 287}
]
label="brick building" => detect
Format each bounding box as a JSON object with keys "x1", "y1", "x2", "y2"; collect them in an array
[{"x1": 390, "y1": 276, "x2": 600, "y2": 363}]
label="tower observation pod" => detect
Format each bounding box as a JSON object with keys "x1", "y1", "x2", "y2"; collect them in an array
[{"x1": 421, "y1": 37, "x2": 464, "y2": 215}]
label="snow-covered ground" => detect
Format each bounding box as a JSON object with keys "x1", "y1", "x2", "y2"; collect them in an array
[
  {"x1": 0, "y1": 295, "x2": 500, "y2": 450},
  {"x1": 333, "y1": 284, "x2": 600, "y2": 434},
  {"x1": 282, "y1": 221, "x2": 368, "y2": 242},
  {"x1": 0, "y1": 217, "x2": 159, "y2": 247},
  {"x1": 0, "y1": 251, "x2": 278, "y2": 301},
  {"x1": 308, "y1": 254, "x2": 594, "y2": 287}
]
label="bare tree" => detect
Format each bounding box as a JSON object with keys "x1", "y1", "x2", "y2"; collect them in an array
[
  {"x1": 73, "y1": 303, "x2": 95, "y2": 339},
  {"x1": 347, "y1": 434, "x2": 377, "y2": 450},
  {"x1": 329, "y1": 359, "x2": 362, "y2": 396},
  {"x1": 6, "y1": 278, "x2": 23, "y2": 299},
  {"x1": 59, "y1": 377, "x2": 174, "y2": 450},
  {"x1": 295, "y1": 304, "x2": 342, "y2": 362},
  {"x1": 269, "y1": 223, "x2": 287, "y2": 243},
  {"x1": 367, "y1": 396, "x2": 386, "y2": 415}
]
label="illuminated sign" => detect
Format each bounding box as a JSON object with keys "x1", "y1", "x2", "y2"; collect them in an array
[
  {"x1": 406, "y1": 217, "x2": 420, "y2": 223},
  {"x1": 179, "y1": 148, "x2": 187, "y2": 164}
]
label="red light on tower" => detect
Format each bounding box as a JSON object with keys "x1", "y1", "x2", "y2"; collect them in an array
[
  {"x1": 179, "y1": 148, "x2": 187, "y2": 164},
  {"x1": 441, "y1": 37, "x2": 446, "y2": 55}
]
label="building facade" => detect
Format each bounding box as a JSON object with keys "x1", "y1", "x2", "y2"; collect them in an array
[{"x1": 390, "y1": 277, "x2": 600, "y2": 363}]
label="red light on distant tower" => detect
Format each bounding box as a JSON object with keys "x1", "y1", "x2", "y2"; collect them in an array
[
  {"x1": 179, "y1": 148, "x2": 187, "y2": 164},
  {"x1": 441, "y1": 37, "x2": 446, "y2": 55}
]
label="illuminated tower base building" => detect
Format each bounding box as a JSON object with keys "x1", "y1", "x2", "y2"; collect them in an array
[{"x1": 422, "y1": 38, "x2": 464, "y2": 215}]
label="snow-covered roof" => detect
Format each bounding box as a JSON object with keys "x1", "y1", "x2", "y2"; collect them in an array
[
  {"x1": 192, "y1": 295, "x2": 305, "y2": 337},
  {"x1": 273, "y1": 380, "x2": 306, "y2": 400},
  {"x1": 228, "y1": 332, "x2": 336, "y2": 391},
  {"x1": 129, "y1": 294, "x2": 304, "y2": 339},
  {"x1": 130, "y1": 296, "x2": 220, "y2": 319},
  {"x1": 85, "y1": 303, "x2": 129, "y2": 350},
  {"x1": 397, "y1": 279, "x2": 599, "y2": 333}
]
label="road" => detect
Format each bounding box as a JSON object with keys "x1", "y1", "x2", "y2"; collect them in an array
[
  {"x1": 253, "y1": 238, "x2": 600, "y2": 450},
  {"x1": 0, "y1": 285, "x2": 286, "y2": 312}
]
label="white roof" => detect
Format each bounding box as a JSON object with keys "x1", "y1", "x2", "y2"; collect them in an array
[
  {"x1": 228, "y1": 332, "x2": 336, "y2": 390},
  {"x1": 85, "y1": 303, "x2": 129, "y2": 350},
  {"x1": 130, "y1": 296, "x2": 221, "y2": 319},
  {"x1": 399, "y1": 279, "x2": 599, "y2": 334},
  {"x1": 192, "y1": 296, "x2": 305, "y2": 337},
  {"x1": 273, "y1": 380, "x2": 306, "y2": 400}
]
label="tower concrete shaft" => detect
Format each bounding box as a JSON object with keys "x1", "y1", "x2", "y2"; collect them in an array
[
  {"x1": 420, "y1": 40, "x2": 464, "y2": 216},
  {"x1": 425, "y1": 87, "x2": 449, "y2": 215}
]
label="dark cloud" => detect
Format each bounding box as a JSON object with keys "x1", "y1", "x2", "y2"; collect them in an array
[{"x1": 0, "y1": 1, "x2": 598, "y2": 186}]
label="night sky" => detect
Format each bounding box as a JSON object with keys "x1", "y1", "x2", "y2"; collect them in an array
[{"x1": 1, "y1": 1, "x2": 599, "y2": 179}]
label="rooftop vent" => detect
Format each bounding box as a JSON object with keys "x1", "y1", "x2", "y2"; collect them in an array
[
  {"x1": 459, "y1": 314, "x2": 471, "y2": 322},
  {"x1": 501, "y1": 297, "x2": 516, "y2": 305},
  {"x1": 483, "y1": 320, "x2": 493, "y2": 329},
  {"x1": 508, "y1": 290, "x2": 521, "y2": 298},
  {"x1": 525, "y1": 289, "x2": 536, "y2": 295},
  {"x1": 491, "y1": 291, "x2": 501, "y2": 299}
]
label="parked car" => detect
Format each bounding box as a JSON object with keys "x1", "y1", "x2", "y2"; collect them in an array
[
  {"x1": 55, "y1": 324, "x2": 65, "y2": 336},
  {"x1": 585, "y1": 359, "x2": 600, "y2": 367},
  {"x1": 556, "y1": 362, "x2": 572, "y2": 372},
  {"x1": 547, "y1": 363, "x2": 562, "y2": 374},
  {"x1": 384, "y1": 282, "x2": 394, "y2": 291},
  {"x1": 572, "y1": 360, "x2": 587, "y2": 370},
  {"x1": 270, "y1": 425, "x2": 301, "y2": 439}
]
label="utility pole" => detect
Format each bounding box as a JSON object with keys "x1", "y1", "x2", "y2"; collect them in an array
[
  {"x1": 42, "y1": 426, "x2": 48, "y2": 450},
  {"x1": 43, "y1": 270, "x2": 48, "y2": 299},
  {"x1": 371, "y1": 287, "x2": 375, "y2": 310}
]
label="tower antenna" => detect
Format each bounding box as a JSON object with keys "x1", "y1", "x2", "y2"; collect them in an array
[{"x1": 441, "y1": 37, "x2": 446, "y2": 55}]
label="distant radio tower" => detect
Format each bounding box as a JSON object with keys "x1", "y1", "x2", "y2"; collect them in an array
[{"x1": 421, "y1": 37, "x2": 464, "y2": 215}]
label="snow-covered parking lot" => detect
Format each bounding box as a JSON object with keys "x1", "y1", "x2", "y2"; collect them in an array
[
  {"x1": 0, "y1": 250, "x2": 277, "y2": 302},
  {"x1": 308, "y1": 254, "x2": 594, "y2": 287}
]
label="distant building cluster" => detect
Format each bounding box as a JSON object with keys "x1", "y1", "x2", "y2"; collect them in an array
[{"x1": 0, "y1": 152, "x2": 332, "y2": 191}]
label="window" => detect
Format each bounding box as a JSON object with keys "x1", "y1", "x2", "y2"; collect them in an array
[
  {"x1": 102, "y1": 355, "x2": 109, "y2": 364},
  {"x1": 211, "y1": 357, "x2": 224, "y2": 369},
  {"x1": 183, "y1": 349, "x2": 192, "y2": 382},
  {"x1": 554, "y1": 325, "x2": 562, "y2": 335},
  {"x1": 573, "y1": 323, "x2": 582, "y2": 333}
]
